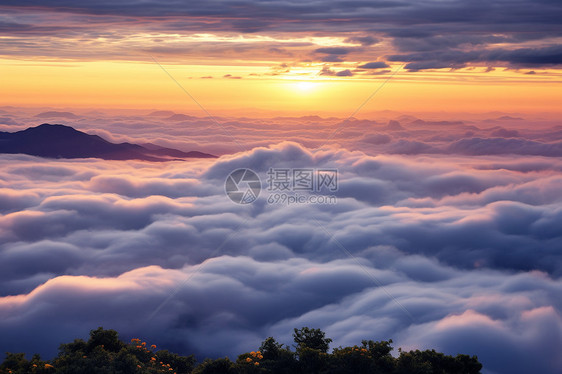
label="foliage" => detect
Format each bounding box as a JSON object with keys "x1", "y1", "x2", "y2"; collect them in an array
[
  {"x1": 395, "y1": 348, "x2": 482, "y2": 374},
  {"x1": 192, "y1": 358, "x2": 235, "y2": 374},
  {"x1": 0, "y1": 327, "x2": 482, "y2": 374},
  {"x1": 1, "y1": 327, "x2": 195, "y2": 374},
  {"x1": 293, "y1": 327, "x2": 332, "y2": 353}
]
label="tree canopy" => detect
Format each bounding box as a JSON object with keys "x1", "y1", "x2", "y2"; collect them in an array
[{"x1": 0, "y1": 327, "x2": 482, "y2": 374}]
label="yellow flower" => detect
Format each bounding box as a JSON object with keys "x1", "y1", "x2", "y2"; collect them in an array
[
  {"x1": 44, "y1": 364, "x2": 54, "y2": 369},
  {"x1": 151, "y1": 344, "x2": 157, "y2": 349},
  {"x1": 246, "y1": 357, "x2": 252, "y2": 363},
  {"x1": 254, "y1": 362, "x2": 259, "y2": 366}
]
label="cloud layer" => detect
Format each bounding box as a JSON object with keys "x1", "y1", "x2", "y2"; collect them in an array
[
  {"x1": 0, "y1": 1, "x2": 561, "y2": 71},
  {"x1": 1, "y1": 110, "x2": 562, "y2": 374}
]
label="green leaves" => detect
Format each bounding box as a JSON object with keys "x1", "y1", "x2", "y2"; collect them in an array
[
  {"x1": 292, "y1": 327, "x2": 332, "y2": 353},
  {"x1": 0, "y1": 327, "x2": 482, "y2": 374}
]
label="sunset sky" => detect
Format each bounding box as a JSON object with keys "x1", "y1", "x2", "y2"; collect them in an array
[
  {"x1": 1, "y1": 1, "x2": 561, "y2": 115},
  {"x1": 1, "y1": 2, "x2": 562, "y2": 374}
]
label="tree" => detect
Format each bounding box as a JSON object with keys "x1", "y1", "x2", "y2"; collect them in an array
[
  {"x1": 256, "y1": 337, "x2": 298, "y2": 374},
  {"x1": 362, "y1": 339, "x2": 395, "y2": 373},
  {"x1": 330, "y1": 345, "x2": 375, "y2": 374},
  {"x1": 259, "y1": 337, "x2": 283, "y2": 361},
  {"x1": 395, "y1": 348, "x2": 482, "y2": 374},
  {"x1": 292, "y1": 327, "x2": 332, "y2": 353},
  {"x1": 1, "y1": 326, "x2": 482, "y2": 374},
  {"x1": 296, "y1": 347, "x2": 329, "y2": 374},
  {"x1": 156, "y1": 350, "x2": 196, "y2": 374},
  {"x1": 454, "y1": 354, "x2": 483, "y2": 374},
  {"x1": 0, "y1": 353, "x2": 30, "y2": 374},
  {"x1": 58, "y1": 339, "x2": 87, "y2": 356},
  {"x1": 87, "y1": 327, "x2": 125, "y2": 353},
  {"x1": 192, "y1": 357, "x2": 236, "y2": 374},
  {"x1": 52, "y1": 327, "x2": 193, "y2": 374}
]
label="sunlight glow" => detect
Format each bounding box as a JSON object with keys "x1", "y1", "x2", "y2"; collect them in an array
[{"x1": 294, "y1": 81, "x2": 316, "y2": 93}]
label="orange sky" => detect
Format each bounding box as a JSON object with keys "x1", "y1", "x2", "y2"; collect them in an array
[
  {"x1": 2, "y1": 58, "x2": 560, "y2": 117},
  {"x1": 1, "y1": 3, "x2": 561, "y2": 117}
]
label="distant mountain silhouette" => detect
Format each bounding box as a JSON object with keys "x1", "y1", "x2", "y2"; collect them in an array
[
  {"x1": 166, "y1": 114, "x2": 197, "y2": 121},
  {"x1": 34, "y1": 111, "x2": 79, "y2": 119},
  {"x1": 0, "y1": 124, "x2": 216, "y2": 161},
  {"x1": 147, "y1": 110, "x2": 176, "y2": 117},
  {"x1": 139, "y1": 142, "x2": 215, "y2": 159}
]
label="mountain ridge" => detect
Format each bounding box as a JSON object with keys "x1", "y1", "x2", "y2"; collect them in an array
[{"x1": 0, "y1": 124, "x2": 216, "y2": 161}]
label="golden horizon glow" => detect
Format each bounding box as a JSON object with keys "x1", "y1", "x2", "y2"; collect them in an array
[
  {"x1": 1, "y1": 58, "x2": 561, "y2": 116},
  {"x1": 292, "y1": 81, "x2": 317, "y2": 94}
]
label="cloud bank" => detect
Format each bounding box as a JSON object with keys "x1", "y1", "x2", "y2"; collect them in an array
[
  {"x1": 1, "y1": 112, "x2": 562, "y2": 373},
  {"x1": 0, "y1": 1, "x2": 561, "y2": 71}
]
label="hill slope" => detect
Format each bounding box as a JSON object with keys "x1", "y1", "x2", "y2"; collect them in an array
[{"x1": 0, "y1": 124, "x2": 216, "y2": 161}]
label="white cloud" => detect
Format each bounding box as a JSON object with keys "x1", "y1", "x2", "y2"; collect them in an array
[{"x1": 1, "y1": 111, "x2": 562, "y2": 373}]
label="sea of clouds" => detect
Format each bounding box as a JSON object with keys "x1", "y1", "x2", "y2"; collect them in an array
[{"x1": 1, "y1": 108, "x2": 562, "y2": 374}]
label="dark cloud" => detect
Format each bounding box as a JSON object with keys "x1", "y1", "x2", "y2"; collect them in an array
[
  {"x1": 320, "y1": 55, "x2": 344, "y2": 62},
  {"x1": 319, "y1": 66, "x2": 353, "y2": 76},
  {"x1": 358, "y1": 61, "x2": 389, "y2": 69},
  {"x1": 391, "y1": 45, "x2": 562, "y2": 70},
  {"x1": 0, "y1": 1, "x2": 560, "y2": 68},
  {"x1": 488, "y1": 44, "x2": 562, "y2": 67},
  {"x1": 2, "y1": 0, "x2": 559, "y2": 29},
  {"x1": 315, "y1": 47, "x2": 351, "y2": 55},
  {"x1": 335, "y1": 69, "x2": 353, "y2": 77},
  {"x1": 344, "y1": 35, "x2": 379, "y2": 46},
  {"x1": 315, "y1": 47, "x2": 353, "y2": 63}
]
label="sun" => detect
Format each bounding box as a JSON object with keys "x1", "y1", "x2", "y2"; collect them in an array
[
  {"x1": 280, "y1": 79, "x2": 320, "y2": 100},
  {"x1": 294, "y1": 81, "x2": 315, "y2": 93}
]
